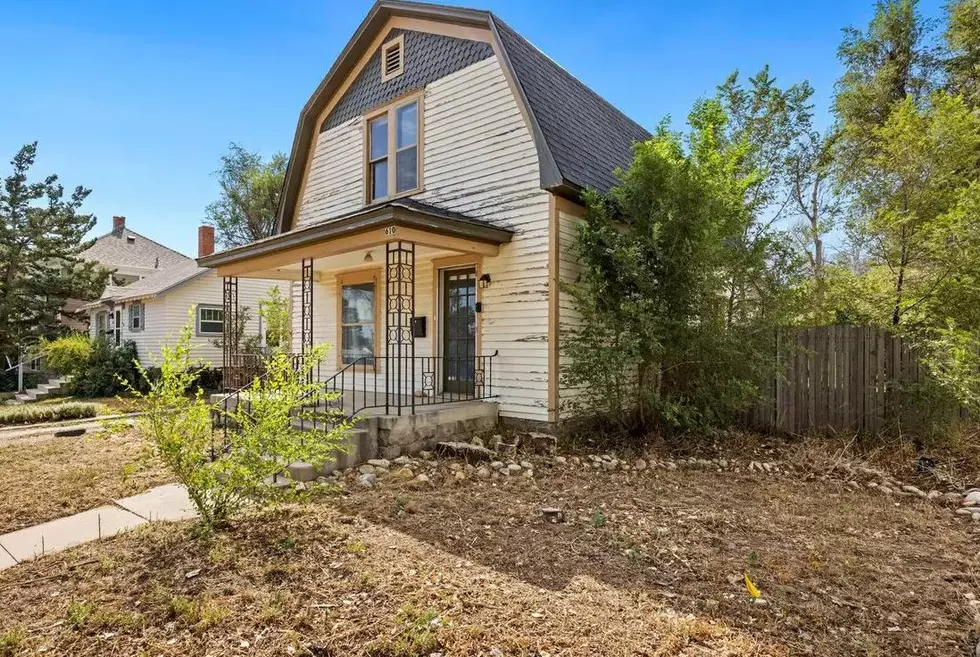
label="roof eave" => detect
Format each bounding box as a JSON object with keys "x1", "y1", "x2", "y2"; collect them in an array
[{"x1": 203, "y1": 203, "x2": 513, "y2": 270}]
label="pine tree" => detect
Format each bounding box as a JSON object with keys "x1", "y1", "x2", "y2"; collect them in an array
[{"x1": 0, "y1": 143, "x2": 106, "y2": 359}]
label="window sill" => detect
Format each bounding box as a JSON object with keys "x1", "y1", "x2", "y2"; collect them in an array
[{"x1": 365, "y1": 187, "x2": 424, "y2": 207}]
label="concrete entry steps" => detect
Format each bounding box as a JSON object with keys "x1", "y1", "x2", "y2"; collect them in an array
[{"x1": 13, "y1": 376, "x2": 69, "y2": 403}]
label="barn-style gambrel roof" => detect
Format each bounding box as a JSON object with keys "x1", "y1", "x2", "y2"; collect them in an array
[{"x1": 276, "y1": 0, "x2": 650, "y2": 233}]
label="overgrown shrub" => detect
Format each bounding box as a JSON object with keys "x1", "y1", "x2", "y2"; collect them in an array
[
  {"x1": 141, "y1": 366, "x2": 223, "y2": 395},
  {"x1": 71, "y1": 340, "x2": 142, "y2": 398},
  {"x1": 41, "y1": 333, "x2": 93, "y2": 377},
  {"x1": 130, "y1": 319, "x2": 350, "y2": 528},
  {"x1": 0, "y1": 402, "x2": 98, "y2": 426}
]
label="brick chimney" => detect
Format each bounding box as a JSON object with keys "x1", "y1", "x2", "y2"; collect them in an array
[
  {"x1": 198, "y1": 225, "x2": 215, "y2": 258},
  {"x1": 112, "y1": 215, "x2": 126, "y2": 233}
]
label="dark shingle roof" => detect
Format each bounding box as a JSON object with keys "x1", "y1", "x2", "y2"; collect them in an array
[
  {"x1": 274, "y1": 1, "x2": 651, "y2": 232},
  {"x1": 492, "y1": 17, "x2": 651, "y2": 193}
]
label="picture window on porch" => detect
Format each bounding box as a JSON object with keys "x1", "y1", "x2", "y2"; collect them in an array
[
  {"x1": 197, "y1": 305, "x2": 224, "y2": 336},
  {"x1": 366, "y1": 95, "x2": 421, "y2": 203},
  {"x1": 340, "y1": 279, "x2": 377, "y2": 365}
]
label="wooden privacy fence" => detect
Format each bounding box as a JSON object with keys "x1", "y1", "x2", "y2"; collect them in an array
[{"x1": 746, "y1": 325, "x2": 928, "y2": 435}]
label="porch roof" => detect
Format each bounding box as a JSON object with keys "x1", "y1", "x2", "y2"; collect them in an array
[{"x1": 197, "y1": 199, "x2": 513, "y2": 276}]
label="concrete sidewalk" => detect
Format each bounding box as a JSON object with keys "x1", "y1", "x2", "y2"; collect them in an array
[{"x1": 0, "y1": 483, "x2": 196, "y2": 571}]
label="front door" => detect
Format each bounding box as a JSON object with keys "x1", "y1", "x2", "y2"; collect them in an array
[{"x1": 442, "y1": 267, "x2": 476, "y2": 395}]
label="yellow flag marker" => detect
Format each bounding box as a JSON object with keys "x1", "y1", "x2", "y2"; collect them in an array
[{"x1": 744, "y1": 573, "x2": 761, "y2": 599}]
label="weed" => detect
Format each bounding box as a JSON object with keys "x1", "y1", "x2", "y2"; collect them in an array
[
  {"x1": 382, "y1": 605, "x2": 443, "y2": 656},
  {"x1": 276, "y1": 536, "x2": 297, "y2": 552},
  {"x1": 591, "y1": 511, "x2": 607, "y2": 527},
  {"x1": 166, "y1": 595, "x2": 228, "y2": 629},
  {"x1": 66, "y1": 601, "x2": 93, "y2": 629},
  {"x1": 346, "y1": 541, "x2": 367, "y2": 554},
  {"x1": 0, "y1": 628, "x2": 25, "y2": 656},
  {"x1": 259, "y1": 592, "x2": 287, "y2": 623}
]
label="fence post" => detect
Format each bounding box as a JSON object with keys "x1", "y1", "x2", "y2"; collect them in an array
[{"x1": 16, "y1": 362, "x2": 23, "y2": 393}]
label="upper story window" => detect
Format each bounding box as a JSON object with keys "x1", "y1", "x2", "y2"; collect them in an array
[
  {"x1": 380, "y1": 35, "x2": 404, "y2": 82},
  {"x1": 366, "y1": 95, "x2": 421, "y2": 202}
]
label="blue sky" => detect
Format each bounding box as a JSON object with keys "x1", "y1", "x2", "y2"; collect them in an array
[{"x1": 0, "y1": 0, "x2": 946, "y2": 256}]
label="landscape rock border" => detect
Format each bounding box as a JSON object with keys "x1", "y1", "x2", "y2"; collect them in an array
[{"x1": 321, "y1": 431, "x2": 980, "y2": 525}]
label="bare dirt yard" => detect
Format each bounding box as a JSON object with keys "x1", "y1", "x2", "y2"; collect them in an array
[
  {"x1": 0, "y1": 444, "x2": 977, "y2": 656},
  {"x1": 0, "y1": 430, "x2": 170, "y2": 534}
]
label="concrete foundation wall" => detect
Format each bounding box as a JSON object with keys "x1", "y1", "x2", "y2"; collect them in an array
[{"x1": 375, "y1": 401, "x2": 499, "y2": 460}]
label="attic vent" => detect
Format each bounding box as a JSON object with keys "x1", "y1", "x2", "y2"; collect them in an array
[
  {"x1": 381, "y1": 36, "x2": 405, "y2": 82},
  {"x1": 126, "y1": 236, "x2": 136, "y2": 244}
]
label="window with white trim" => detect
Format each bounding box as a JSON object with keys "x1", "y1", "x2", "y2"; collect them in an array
[
  {"x1": 197, "y1": 305, "x2": 224, "y2": 336},
  {"x1": 367, "y1": 97, "x2": 420, "y2": 202},
  {"x1": 128, "y1": 302, "x2": 144, "y2": 331}
]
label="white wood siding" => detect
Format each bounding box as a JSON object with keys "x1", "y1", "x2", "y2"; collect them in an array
[
  {"x1": 102, "y1": 274, "x2": 281, "y2": 367},
  {"x1": 296, "y1": 118, "x2": 363, "y2": 228},
  {"x1": 557, "y1": 209, "x2": 586, "y2": 419},
  {"x1": 292, "y1": 55, "x2": 551, "y2": 421}
]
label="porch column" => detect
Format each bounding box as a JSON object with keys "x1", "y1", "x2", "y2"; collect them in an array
[
  {"x1": 385, "y1": 241, "x2": 415, "y2": 415},
  {"x1": 300, "y1": 258, "x2": 314, "y2": 378},
  {"x1": 221, "y1": 276, "x2": 239, "y2": 391}
]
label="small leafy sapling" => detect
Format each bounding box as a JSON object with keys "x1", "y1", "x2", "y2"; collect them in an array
[{"x1": 129, "y1": 314, "x2": 349, "y2": 529}]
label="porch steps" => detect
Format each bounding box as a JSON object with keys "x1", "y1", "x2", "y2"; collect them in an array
[{"x1": 13, "y1": 376, "x2": 69, "y2": 404}]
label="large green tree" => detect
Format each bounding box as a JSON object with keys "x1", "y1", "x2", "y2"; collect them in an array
[
  {"x1": 0, "y1": 143, "x2": 106, "y2": 359},
  {"x1": 205, "y1": 143, "x2": 287, "y2": 249},
  {"x1": 562, "y1": 74, "x2": 806, "y2": 433},
  {"x1": 945, "y1": 0, "x2": 980, "y2": 106}
]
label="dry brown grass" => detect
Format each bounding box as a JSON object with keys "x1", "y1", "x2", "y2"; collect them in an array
[
  {"x1": 0, "y1": 430, "x2": 170, "y2": 534},
  {"x1": 0, "y1": 451, "x2": 977, "y2": 655},
  {"x1": 0, "y1": 505, "x2": 776, "y2": 656}
]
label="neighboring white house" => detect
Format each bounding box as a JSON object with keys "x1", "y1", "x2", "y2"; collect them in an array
[
  {"x1": 82, "y1": 226, "x2": 283, "y2": 365},
  {"x1": 197, "y1": 1, "x2": 649, "y2": 423}
]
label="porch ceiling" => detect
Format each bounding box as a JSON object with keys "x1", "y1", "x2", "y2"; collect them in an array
[{"x1": 197, "y1": 199, "x2": 513, "y2": 278}]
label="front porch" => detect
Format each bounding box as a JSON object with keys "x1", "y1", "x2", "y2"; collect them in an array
[{"x1": 203, "y1": 200, "x2": 513, "y2": 420}]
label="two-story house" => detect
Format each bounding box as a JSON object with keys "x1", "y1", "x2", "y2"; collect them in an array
[{"x1": 198, "y1": 0, "x2": 649, "y2": 427}]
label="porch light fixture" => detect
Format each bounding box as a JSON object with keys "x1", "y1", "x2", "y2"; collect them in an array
[
  {"x1": 478, "y1": 273, "x2": 491, "y2": 289},
  {"x1": 363, "y1": 250, "x2": 374, "y2": 263}
]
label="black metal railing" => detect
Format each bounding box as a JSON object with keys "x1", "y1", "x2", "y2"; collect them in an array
[
  {"x1": 214, "y1": 351, "x2": 498, "y2": 445},
  {"x1": 317, "y1": 352, "x2": 499, "y2": 418}
]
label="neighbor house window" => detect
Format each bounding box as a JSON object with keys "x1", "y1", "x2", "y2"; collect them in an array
[
  {"x1": 111, "y1": 310, "x2": 122, "y2": 345},
  {"x1": 339, "y1": 272, "x2": 378, "y2": 366},
  {"x1": 197, "y1": 305, "x2": 224, "y2": 336},
  {"x1": 366, "y1": 96, "x2": 420, "y2": 202},
  {"x1": 128, "y1": 302, "x2": 144, "y2": 331},
  {"x1": 95, "y1": 312, "x2": 107, "y2": 339}
]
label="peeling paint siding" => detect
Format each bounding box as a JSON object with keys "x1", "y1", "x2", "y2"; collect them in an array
[
  {"x1": 420, "y1": 57, "x2": 551, "y2": 420},
  {"x1": 296, "y1": 120, "x2": 363, "y2": 229},
  {"x1": 101, "y1": 274, "x2": 279, "y2": 366},
  {"x1": 557, "y1": 210, "x2": 587, "y2": 419}
]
